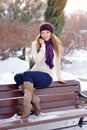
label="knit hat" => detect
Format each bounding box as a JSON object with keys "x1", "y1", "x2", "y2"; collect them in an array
[{"x1": 39, "y1": 22, "x2": 54, "y2": 33}]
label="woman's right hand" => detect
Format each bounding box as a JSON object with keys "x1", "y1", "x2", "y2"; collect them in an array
[{"x1": 39, "y1": 38, "x2": 45, "y2": 47}]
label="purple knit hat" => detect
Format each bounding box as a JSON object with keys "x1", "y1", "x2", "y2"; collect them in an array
[{"x1": 39, "y1": 22, "x2": 54, "y2": 33}]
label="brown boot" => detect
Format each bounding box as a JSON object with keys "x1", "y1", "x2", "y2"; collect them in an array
[
  {"x1": 21, "y1": 82, "x2": 33, "y2": 119},
  {"x1": 32, "y1": 93, "x2": 41, "y2": 116},
  {"x1": 20, "y1": 84, "x2": 24, "y2": 93}
]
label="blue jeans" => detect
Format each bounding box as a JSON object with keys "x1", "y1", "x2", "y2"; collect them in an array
[{"x1": 14, "y1": 71, "x2": 53, "y2": 88}]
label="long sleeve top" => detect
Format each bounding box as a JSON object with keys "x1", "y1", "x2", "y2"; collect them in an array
[{"x1": 31, "y1": 41, "x2": 63, "y2": 81}]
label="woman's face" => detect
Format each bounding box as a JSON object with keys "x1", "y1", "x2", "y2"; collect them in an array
[{"x1": 40, "y1": 30, "x2": 51, "y2": 41}]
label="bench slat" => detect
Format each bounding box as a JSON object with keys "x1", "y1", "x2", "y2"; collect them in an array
[
  {"x1": 0, "y1": 109, "x2": 87, "y2": 130},
  {"x1": 41, "y1": 99, "x2": 79, "y2": 109},
  {"x1": 0, "y1": 90, "x2": 23, "y2": 98},
  {"x1": 0, "y1": 98, "x2": 23, "y2": 107},
  {"x1": 0, "y1": 113, "x2": 15, "y2": 120},
  {"x1": 0, "y1": 84, "x2": 18, "y2": 91},
  {"x1": 39, "y1": 93, "x2": 79, "y2": 102},
  {"x1": 0, "y1": 93, "x2": 78, "y2": 106},
  {"x1": 0, "y1": 105, "x2": 22, "y2": 115},
  {"x1": 0, "y1": 86, "x2": 79, "y2": 99},
  {"x1": 0, "y1": 93, "x2": 78, "y2": 107},
  {"x1": 35, "y1": 86, "x2": 79, "y2": 95},
  {"x1": 41, "y1": 105, "x2": 79, "y2": 113},
  {"x1": 0, "y1": 80, "x2": 78, "y2": 91},
  {"x1": 48, "y1": 80, "x2": 78, "y2": 87}
]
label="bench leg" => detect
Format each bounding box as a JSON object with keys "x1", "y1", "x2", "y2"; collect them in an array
[{"x1": 78, "y1": 117, "x2": 84, "y2": 127}]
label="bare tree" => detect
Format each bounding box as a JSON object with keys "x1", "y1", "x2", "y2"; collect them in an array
[{"x1": 61, "y1": 11, "x2": 87, "y2": 55}]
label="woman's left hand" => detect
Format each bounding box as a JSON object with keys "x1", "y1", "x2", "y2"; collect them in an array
[{"x1": 58, "y1": 80, "x2": 66, "y2": 84}]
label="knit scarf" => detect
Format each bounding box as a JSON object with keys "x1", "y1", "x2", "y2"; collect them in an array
[{"x1": 45, "y1": 39, "x2": 54, "y2": 69}]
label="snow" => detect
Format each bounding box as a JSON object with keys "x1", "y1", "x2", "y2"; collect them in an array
[
  {"x1": 0, "y1": 57, "x2": 29, "y2": 74},
  {"x1": 80, "y1": 30, "x2": 87, "y2": 34},
  {"x1": 0, "y1": 111, "x2": 65, "y2": 123},
  {"x1": 0, "y1": 109, "x2": 85, "y2": 123},
  {"x1": 0, "y1": 57, "x2": 29, "y2": 84},
  {"x1": 63, "y1": 50, "x2": 87, "y2": 75},
  {"x1": 62, "y1": 49, "x2": 87, "y2": 91}
]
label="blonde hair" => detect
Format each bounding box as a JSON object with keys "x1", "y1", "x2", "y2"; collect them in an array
[
  {"x1": 51, "y1": 34, "x2": 64, "y2": 57},
  {"x1": 32, "y1": 33, "x2": 64, "y2": 58}
]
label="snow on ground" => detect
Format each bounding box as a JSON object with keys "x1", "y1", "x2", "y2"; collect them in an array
[
  {"x1": 62, "y1": 49, "x2": 87, "y2": 75},
  {"x1": 62, "y1": 49, "x2": 87, "y2": 91},
  {"x1": 0, "y1": 57, "x2": 29, "y2": 74},
  {"x1": 0, "y1": 57, "x2": 29, "y2": 84}
]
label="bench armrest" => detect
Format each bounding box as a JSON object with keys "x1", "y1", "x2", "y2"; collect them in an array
[{"x1": 79, "y1": 92, "x2": 87, "y2": 99}]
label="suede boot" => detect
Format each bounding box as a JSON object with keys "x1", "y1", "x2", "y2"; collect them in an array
[
  {"x1": 20, "y1": 84, "x2": 24, "y2": 93},
  {"x1": 32, "y1": 92, "x2": 41, "y2": 116},
  {"x1": 21, "y1": 82, "x2": 33, "y2": 119}
]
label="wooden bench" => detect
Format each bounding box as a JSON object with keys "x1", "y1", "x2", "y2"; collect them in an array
[{"x1": 0, "y1": 80, "x2": 87, "y2": 130}]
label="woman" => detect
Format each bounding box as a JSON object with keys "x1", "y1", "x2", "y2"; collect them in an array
[{"x1": 14, "y1": 22, "x2": 64, "y2": 118}]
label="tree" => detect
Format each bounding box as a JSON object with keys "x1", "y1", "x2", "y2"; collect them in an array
[
  {"x1": 0, "y1": 0, "x2": 46, "y2": 22},
  {"x1": 61, "y1": 11, "x2": 87, "y2": 53},
  {"x1": 45, "y1": 0, "x2": 67, "y2": 36}
]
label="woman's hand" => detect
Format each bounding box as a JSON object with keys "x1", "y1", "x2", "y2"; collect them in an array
[
  {"x1": 39, "y1": 38, "x2": 45, "y2": 47},
  {"x1": 58, "y1": 80, "x2": 66, "y2": 84}
]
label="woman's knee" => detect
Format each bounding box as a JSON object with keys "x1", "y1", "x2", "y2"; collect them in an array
[
  {"x1": 23, "y1": 71, "x2": 32, "y2": 80},
  {"x1": 14, "y1": 73, "x2": 23, "y2": 83},
  {"x1": 23, "y1": 71, "x2": 30, "y2": 76},
  {"x1": 23, "y1": 71, "x2": 33, "y2": 83},
  {"x1": 14, "y1": 74, "x2": 18, "y2": 82}
]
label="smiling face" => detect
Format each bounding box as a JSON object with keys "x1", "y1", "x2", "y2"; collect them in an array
[{"x1": 40, "y1": 30, "x2": 51, "y2": 41}]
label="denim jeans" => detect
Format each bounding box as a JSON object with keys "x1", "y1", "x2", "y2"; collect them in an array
[{"x1": 14, "y1": 71, "x2": 53, "y2": 88}]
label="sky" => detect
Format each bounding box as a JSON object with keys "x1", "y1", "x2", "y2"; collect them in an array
[{"x1": 64, "y1": 0, "x2": 87, "y2": 14}]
